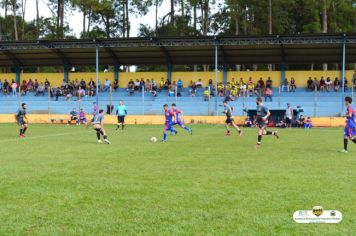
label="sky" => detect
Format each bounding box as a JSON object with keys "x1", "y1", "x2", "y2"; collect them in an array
[{"x1": 19, "y1": 0, "x2": 223, "y2": 37}]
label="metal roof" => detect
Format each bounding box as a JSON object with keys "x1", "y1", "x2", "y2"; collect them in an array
[{"x1": 0, "y1": 33, "x2": 355, "y2": 67}]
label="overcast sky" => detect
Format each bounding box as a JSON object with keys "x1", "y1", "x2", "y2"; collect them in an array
[{"x1": 18, "y1": 0, "x2": 222, "y2": 37}]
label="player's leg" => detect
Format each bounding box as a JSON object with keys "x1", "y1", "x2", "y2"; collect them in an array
[
  {"x1": 231, "y1": 122, "x2": 242, "y2": 136},
  {"x1": 162, "y1": 125, "x2": 168, "y2": 142},
  {"x1": 19, "y1": 122, "x2": 24, "y2": 137},
  {"x1": 179, "y1": 121, "x2": 192, "y2": 134},
  {"x1": 225, "y1": 122, "x2": 231, "y2": 135},
  {"x1": 116, "y1": 116, "x2": 121, "y2": 130},
  {"x1": 95, "y1": 128, "x2": 102, "y2": 143},
  {"x1": 265, "y1": 129, "x2": 279, "y2": 139},
  {"x1": 257, "y1": 126, "x2": 264, "y2": 146},
  {"x1": 121, "y1": 116, "x2": 125, "y2": 130},
  {"x1": 22, "y1": 123, "x2": 28, "y2": 136},
  {"x1": 100, "y1": 128, "x2": 111, "y2": 144}
]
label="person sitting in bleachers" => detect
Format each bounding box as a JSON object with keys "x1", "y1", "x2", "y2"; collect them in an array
[
  {"x1": 246, "y1": 78, "x2": 254, "y2": 96},
  {"x1": 103, "y1": 78, "x2": 111, "y2": 91},
  {"x1": 196, "y1": 78, "x2": 203, "y2": 88},
  {"x1": 230, "y1": 86, "x2": 238, "y2": 99},
  {"x1": 208, "y1": 79, "x2": 215, "y2": 96},
  {"x1": 55, "y1": 87, "x2": 63, "y2": 101},
  {"x1": 325, "y1": 77, "x2": 332, "y2": 92},
  {"x1": 44, "y1": 79, "x2": 50, "y2": 91},
  {"x1": 164, "y1": 78, "x2": 171, "y2": 90},
  {"x1": 189, "y1": 81, "x2": 196, "y2": 97},
  {"x1": 35, "y1": 82, "x2": 45, "y2": 96},
  {"x1": 88, "y1": 78, "x2": 95, "y2": 88},
  {"x1": 306, "y1": 77, "x2": 314, "y2": 91},
  {"x1": 217, "y1": 82, "x2": 224, "y2": 97},
  {"x1": 127, "y1": 79, "x2": 135, "y2": 95},
  {"x1": 145, "y1": 79, "x2": 152, "y2": 91},
  {"x1": 204, "y1": 87, "x2": 210, "y2": 101},
  {"x1": 177, "y1": 78, "x2": 183, "y2": 90},
  {"x1": 20, "y1": 80, "x2": 28, "y2": 96},
  {"x1": 319, "y1": 77, "x2": 326, "y2": 92},
  {"x1": 80, "y1": 79, "x2": 86, "y2": 89},
  {"x1": 27, "y1": 79, "x2": 34, "y2": 92},
  {"x1": 264, "y1": 87, "x2": 273, "y2": 102},
  {"x1": 152, "y1": 79, "x2": 158, "y2": 91},
  {"x1": 158, "y1": 78, "x2": 165, "y2": 91},
  {"x1": 289, "y1": 77, "x2": 296, "y2": 92},
  {"x1": 312, "y1": 77, "x2": 319, "y2": 91},
  {"x1": 33, "y1": 79, "x2": 39, "y2": 92},
  {"x1": 139, "y1": 78, "x2": 145, "y2": 91},
  {"x1": 257, "y1": 78, "x2": 265, "y2": 89},
  {"x1": 168, "y1": 85, "x2": 175, "y2": 97},
  {"x1": 344, "y1": 77, "x2": 348, "y2": 91},
  {"x1": 11, "y1": 80, "x2": 18, "y2": 96},
  {"x1": 113, "y1": 80, "x2": 119, "y2": 91},
  {"x1": 3, "y1": 79, "x2": 9, "y2": 95},
  {"x1": 88, "y1": 85, "x2": 96, "y2": 97},
  {"x1": 281, "y1": 78, "x2": 289, "y2": 92},
  {"x1": 333, "y1": 77, "x2": 340, "y2": 92},
  {"x1": 77, "y1": 87, "x2": 86, "y2": 101}
]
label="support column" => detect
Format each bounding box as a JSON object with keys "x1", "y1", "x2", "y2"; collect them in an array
[
  {"x1": 15, "y1": 67, "x2": 22, "y2": 84},
  {"x1": 114, "y1": 64, "x2": 119, "y2": 82},
  {"x1": 341, "y1": 36, "x2": 346, "y2": 114},
  {"x1": 95, "y1": 47, "x2": 99, "y2": 105},
  {"x1": 280, "y1": 62, "x2": 286, "y2": 85},
  {"x1": 214, "y1": 42, "x2": 218, "y2": 115},
  {"x1": 167, "y1": 64, "x2": 172, "y2": 82},
  {"x1": 223, "y1": 64, "x2": 228, "y2": 85},
  {"x1": 64, "y1": 65, "x2": 69, "y2": 83}
]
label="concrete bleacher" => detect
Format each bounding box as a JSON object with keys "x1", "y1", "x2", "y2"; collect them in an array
[{"x1": 0, "y1": 88, "x2": 354, "y2": 117}]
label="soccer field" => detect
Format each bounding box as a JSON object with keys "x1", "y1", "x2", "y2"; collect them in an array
[{"x1": 0, "y1": 124, "x2": 355, "y2": 235}]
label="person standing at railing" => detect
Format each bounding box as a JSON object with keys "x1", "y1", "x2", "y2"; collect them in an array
[
  {"x1": 11, "y1": 80, "x2": 18, "y2": 97},
  {"x1": 333, "y1": 77, "x2": 340, "y2": 92}
]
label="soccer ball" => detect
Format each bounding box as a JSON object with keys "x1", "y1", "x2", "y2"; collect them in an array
[{"x1": 150, "y1": 137, "x2": 157, "y2": 143}]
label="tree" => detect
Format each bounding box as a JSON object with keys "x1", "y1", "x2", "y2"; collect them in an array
[{"x1": 10, "y1": 0, "x2": 18, "y2": 40}]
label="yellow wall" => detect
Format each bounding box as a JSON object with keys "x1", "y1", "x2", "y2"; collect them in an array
[
  {"x1": 1, "y1": 70, "x2": 353, "y2": 88},
  {"x1": 0, "y1": 114, "x2": 346, "y2": 127},
  {"x1": 0, "y1": 73, "x2": 16, "y2": 82}
]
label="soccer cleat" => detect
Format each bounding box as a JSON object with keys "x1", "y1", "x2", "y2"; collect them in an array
[
  {"x1": 238, "y1": 130, "x2": 243, "y2": 137},
  {"x1": 189, "y1": 129, "x2": 193, "y2": 135},
  {"x1": 273, "y1": 131, "x2": 279, "y2": 139},
  {"x1": 98, "y1": 140, "x2": 103, "y2": 143},
  {"x1": 226, "y1": 130, "x2": 231, "y2": 136},
  {"x1": 339, "y1": 149, "x2": 348, "y2": 153},
  {"x1": 161, "y1": 139, "x2": 166, "y2": 143},
  {"x1": 104, "y1": 139, "x2": 111, "y2": 144},
  {"x1": 19, "y1": 134, "x2": 25, "y2": 138},
  {"x1": 22, "y1": 134, "x2": 26, "y2": 137}
]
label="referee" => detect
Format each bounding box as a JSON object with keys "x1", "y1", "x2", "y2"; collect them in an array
[{"x1": 116, "y1": 100, "x2": 127, "y2": 130}]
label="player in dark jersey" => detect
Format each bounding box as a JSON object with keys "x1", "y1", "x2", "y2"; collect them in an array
[
  {"x1": 15, "y1": 103, "x2": 29, "y2": 138},
  {"x1": 222, "y1": 101, "x2": 242, "y2": 136},
  {"x1": 87, "y1": 109, "x2": 111, "y2": 144},
  {"x1": 340, "y1": 96, "x2": 356, "y2": 153},
  {"x1": 255, "y1": 97, "x2": 279, "y2": 147}
]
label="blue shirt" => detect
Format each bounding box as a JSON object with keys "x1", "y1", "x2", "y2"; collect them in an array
[
  {"x1": 164, "y1": 110, "x2": 174, "y2": 124},
  {"x1": 92, "y1": 114, "x2": 104, "y2": 124},
  {"x1": 117, "y1": 105, "x2": 127, "y2": 116}
]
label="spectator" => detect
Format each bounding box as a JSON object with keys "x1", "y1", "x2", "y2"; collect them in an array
[
  {"x1": 80, "y1": 79, "x2": 86, "y2": 89},
  {"x1": 127, "y1": 79, "x2": 134, "y2": 95},
  {"x1": 247, "y1": 78, "x2": 255, "y2": 96},
  {"x1": 0, "y1": 80, "x2": 2, "y2": 92},
  {"x1": 20, "y1": 80, "x2": 28, "y2": 96},
  {"x1": 35, "y1": 82, "x2": 45, "y2": 96},
  {"x1": 113, "y1": 80, "x2": 119, "y2": 91},
  {"x1": 88, "y1": 85, "x2": 96, "y2": 97},
  {"x1": 189, "y1": 81, "x2": 196, "y2": 97},
  {"x1": 177, "y1": 78, "x2": 183, "y2": 90},
  {"x1": 11, "y1": 80, "x2": 18, "y2": 96},
  {"x1": 257, "y1": 78, "x2": 265, "y2": 89},
  {"x1": 133, "y1": 79, "x2": 140, "y2": 91},
  {"x1": 88, "y1": 78, "x2": 96, "y2": 88},
  {"x1": 325, "y1": 77, "x2": 332, "y2": 92},
  {"x1": 139, "y1": 78, "x2": 145, "y2": 91},
  {"x1": 44, "y1": 79, "x2": 50, "y2": 90},
  {"x1": 239, "y1": 78, "x2": 245, "y2": 87},
  {"x1": 244, "y1": 117, "x2": 253, "y2": 128},
  {"x1": 34, "y1": 79, "x2": 39, "y2": 91},
  {"x1": 313, "y1": 77, "x2": 319, "y2": 91},
  {"x1": 296, "y1": 115, "x2": 305, "y2": 128},
  {"x1": 168, "y1": 85, "x2": 175, "y2": 97},
  {"x1": 319, "y1": 77, "x2": 326, "y2": 92},
  {"x1": 27, "y1": 79, "x2": 34, "y2": 92},
  {"x1": 239, "y1": 82, "x2": 247, "y2": 97},
  {"x1": 55, "y1": 87, "x2": 63, "y2": 101},
  {"x1": 159, "y1": 78, "x2": 165, "y2": 90},
  {"x1": 103, "y1": 79, "x2": 111, "y2": 91},
  {"x1": 304, "y1": 117, "x2": 312, "y2": 129},
  {"x1": 230, "y1": 86, "x2": 238, "y2": 99},
  {"x1": 217, "y1": 82, "x2": 224, "y2": 97},
  {"x1": 285, "y1": 103, "x2": 293, "y2": 128},
  {"x1": 334, "y1": 77, "x2": 340, "y2": 92},
  {"x1": 152, "y1": 79, "x2": 158, "y2": 91},
  {"x1": 208, "y1": 79, "x2": 215, "y2": 96},
  {"x1": 204, "y1": 87, "x2": 210, "y2": 101},
  {"x1": 67, "y1": 108, "x2": 78, "y2": 125},
  {"x1": 307, "y1": 77, "x2": 314, "y2": 91},
  {"x1": 281, "y1": 78, "x2": 289, "y2": 92},
  {"x1": 3, "y1": 79, "x2": 9, "y2": 95},
  {"x1": 343, "y1": 77, "x2": 348, "y2": 91},
  {"x1": 266, "y1": 77, "x2": 273, "y2": 89},
  {"x1": 289, "y1": 77, "x2": 296, "y2": 92},
  {"x1": 196, "y1": 78, "x2": 203, "y2": 88},
  {"x1": 77, "y1": 87, "x2": 86, "y2": 101},
  {"x1": 264, "y1": 87, "x2": 272, "y2": 102}
]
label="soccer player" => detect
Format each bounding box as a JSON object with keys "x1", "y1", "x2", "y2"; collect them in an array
[
  {"x1": 255, "y1": 97, "x2": 279, "y2": 147},
  {"x1": 77, "y1": 108, "x2": 87, "y2": 125},
  {"x1": 67, "y1": 108, "x2": 78, "y2": 125},
  {"x1": 116, "y1": 100, "x2": 127, "y2": 130},
  {"x1": 88, "y1": 109, "x2": 111, "y2": 144},
  {"x1": 171, "y1": 103, "x2": 192, "y2": 135},
  {"x1": 222, "y1": 101, "x2": 242, "y2": 136},
  {"x1": 15, "y1": 103, "x2": 29, "y2": 138},
  {"x1": 162, "y1": 104, "x2": 177, "y2": 142},
  {"x1": 340, "y1": 96, "x2": 356, "y2": 153}
]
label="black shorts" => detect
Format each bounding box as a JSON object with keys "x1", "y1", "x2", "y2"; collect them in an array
[
  {"x1": 285, "y1": 117, "x2": 292, "y2": 124},
  {"x1": 225, "y1": 117, "x2": 234, "y2": 124},
  {"x1": 118, "y1": 116, "x2": 125, "y2": 123},
  {"x1": 257, "y1": 119, "x2": 266, "y2": 129},
  {"x1": 17, "y1": 119, "x2": 26, "y2": 126},
  {"x1": 70, "y1": 116, "x2": 78, "y2": 121}
]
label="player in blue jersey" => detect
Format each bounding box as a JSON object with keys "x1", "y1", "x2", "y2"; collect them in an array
[
  {"x1": 162, "y1": 104, "x2": 177, "y2": 142},
  {"x1": 171, "y1": 103, "x2": 192, "y2": 135},
  {"x1": 88, "y1": 109, "x2": 111, "y2": 144},
  {"x1": 116, "y1": 100, "x2": 127, "y2": 130},
  {"x1": 340, "y1": 96, "x2": 356, "y2": 153},
  {"x1": 15, "y1": 103, "x2": 29, "y2": 138}
]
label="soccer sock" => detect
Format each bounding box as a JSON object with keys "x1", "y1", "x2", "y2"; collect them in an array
[
  {"x1": 344, "y1": 139, "x2": 348, "y2": 150},
  {"x1": 96, "y1": 131, "x2": 101, "y2": 140},
  {"x1": 258, "y1": 135, "x2": 262, "y2": 144},
  {"x1": 103, "y1": 135, "x2": 108, "y2": 139},
  {"x1": 184, "y1": 127, "x2": 190, "y2": 132},
  {"x1": 266, "y1": 131, "x2": 272, "y2": 135},
  {"x1": 163, "y1": 132, "x2": 167, "y2": 141},
  {"x1": 23, "y1": 127, "x2": 27, "y2": 134},
  {"x1": 19, "y1": 129, "x2": 23, "y2": 135},
  {"x1": 122, "y1": 124, "x2": 124, "y2": 130}
]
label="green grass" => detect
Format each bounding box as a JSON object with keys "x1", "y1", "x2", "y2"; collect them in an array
[{"x1": 0, "y1": 124, "x2": 355, "y2": 235}]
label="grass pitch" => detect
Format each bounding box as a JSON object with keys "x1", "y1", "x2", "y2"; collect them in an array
[{"x1": 0, "y1": 124, "x2": 355, "y2": 235}]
